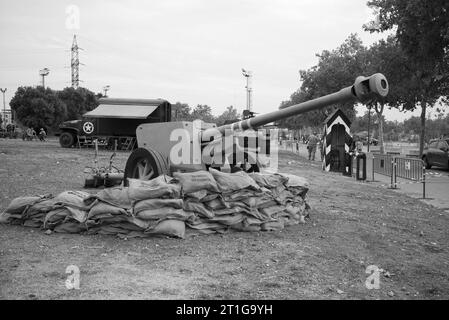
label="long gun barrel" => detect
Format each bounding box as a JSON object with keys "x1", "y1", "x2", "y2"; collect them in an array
[{"x1": 203, "y1": 73, "x2": 388, "y2": 138}]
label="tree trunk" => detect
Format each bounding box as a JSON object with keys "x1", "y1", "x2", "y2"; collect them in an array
[
  {"x1": 419, "y1": 99, "x2": 427, "y2": 157},
  {"x1": 375, "y1": 103, "x2": 385, "y2": 154}
]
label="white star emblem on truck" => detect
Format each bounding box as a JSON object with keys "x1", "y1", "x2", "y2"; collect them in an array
[{"x1": 83, "y1": 122, "x2": 94, "y2": 134}]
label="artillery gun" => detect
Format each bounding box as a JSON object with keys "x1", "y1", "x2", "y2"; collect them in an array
[{"x1": 123, "y1": 73, "x2": 389, "y2": 183}]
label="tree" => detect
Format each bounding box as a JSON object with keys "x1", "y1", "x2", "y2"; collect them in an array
[
  {"x1": 57, "y1": 87, "x2": 98, "y2": 120},
  {"x1": 171, "y1": 102, "x2": 192, "y2": 121},
  {"x1": 10, "y1": 86, "x2": 67, "y2": 131},
  {"x1": 278, "y1": 34, "x2": 367, "y2": 130},
  {"x1": 191, "y1": 104, "x2": 216, "y2": 123},
  {"x1": 215, "y1": 105, "x2": 240, "y2": 126},
  {"x1": 365, "y1": 0, "x2": 449, "y2": 156},
  {"x1": 362, "y1": 36, "x2": 412, "y2": 153}
]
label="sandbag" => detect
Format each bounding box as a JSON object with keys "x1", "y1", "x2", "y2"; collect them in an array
[
  {"x1": 282, "y1": 173, "x2": 309, "y2": 188},
  {"x1": 242, "y1": 195, "x2": 278, "y2": 209},
  {"x1": 133, "y1": 198, "x2": 183, "y2": 214},
  {"x1": 26, "y1": 199, "x2": 57, "y2": 216},
  {"x1": 3, "y1": 194, "x2": 52, "y2": 214},
  {"x1": 173, "y1": 171, "x2": 220, "y2": 194},
  {"x1": 146, "y1": 219, "x2": 185, "y2": 238},
  {"x1": 54, "y1": 222, "x2": 87, "y2": 234},
  {"x1": 222, "y1": 189, "x2": 262, "y2": 202},
  {"x1": 185, "y1": 189, "x2": 208, "y2": 201},
  {"x1": 0, "y1": 212, "x2": 13, "y2": 224},
  {"x1": 44, "y1": 208, "x2": 71, "y2": 228},
  {"x1": 259, "y1": 205, "x2": 287, "y2": 217},
  {"x1": 249, "y1": 173, "x2": 288, "y2": 189},
  {"x1": 261, "y1": 220, "x2": 285, "y2": 231},
  {"x1": 186, "y1": 218, "x2": 228, "y2": 234},
  {"x1": 54, "y1": 191, "x2": 91, "y2": 209},
  {"x1": 128, "y1": 175, "x2": 181, "y2": 200},
  {"x1": 127, "y1": 216, "x2": 158, "y2": 229},
  {"x1": 204, "y1": 197, "x2": 227, "y2": 210},
  {"x1": 136, "y1": 208, "x2": 193, "y2": 221},
  {"x1": 210, "y1": 213, "x2": 244, "y2": 226},
  {"x1": 209, "y1": 168, "x2": 260, "y2": 192},
  {"x1": 88, "y1": 201, "x2": 130, "y2": 219},
  {"x1": 282, "y1": 173, "x2": 309, "y2": 197},
  {"x1": 23, "y1": 219, "x2": 43, "y2": 228},
  {"x1": 213, "y1": 207, "x2": 246, "y2": 216},
  {"x1": 89, "y1": 214, "x2": 130, "y2": 224},
  {"x1": 183, "y1": 200, "x2": 214, "y2": 219},
  {"x1": 88, "y1": 187, "x2": 133, "y2": 209}
]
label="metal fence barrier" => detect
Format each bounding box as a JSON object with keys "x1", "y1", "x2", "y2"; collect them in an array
[
  {"x1": 395, "y1": 157, "x2": 424, "y2": 181},
  {"x1": 373, "y1": 153, "x2": 394, "y2": 179},
  {"x1": 372, "y1": 154, "x2": 426, "y2": 198}
]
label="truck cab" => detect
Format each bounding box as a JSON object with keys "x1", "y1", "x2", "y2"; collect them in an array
[{"x1": 58, "y1": 98, "x2": 171, "y2": 149}]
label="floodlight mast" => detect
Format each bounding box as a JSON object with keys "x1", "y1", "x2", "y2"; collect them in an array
[
  {"x1": 241, "y1": 68, "x2": 252, "y2": 112},
  {"x1": 0, "y1": 88, "x2": 6, "y2": 128},
  {"x1": 103, "y1": 85, "x2": 110, "y2": 97},
  {"x1": 39, "y1": 68, "x2": 50, "y2": 88}
]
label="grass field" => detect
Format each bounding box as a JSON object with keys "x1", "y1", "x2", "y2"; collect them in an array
[{"x1": 1, "y1": 138, "x2": 448, "y2": 299}]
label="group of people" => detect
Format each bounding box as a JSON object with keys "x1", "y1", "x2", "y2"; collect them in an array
[
  {"x1": 23, "y1": 127, "x2": 46, "y2": 141},
  {"x1": 305, "y1": 132, "x2": 365, "y2": 162}
]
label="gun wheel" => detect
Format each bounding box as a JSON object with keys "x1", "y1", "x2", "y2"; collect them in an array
[
  {"x1": 123, "y1": 148, "x2": 169, "y2": 186},
  {"x1": 230, "y1": 152, "x2": 260, "y2": 173}
]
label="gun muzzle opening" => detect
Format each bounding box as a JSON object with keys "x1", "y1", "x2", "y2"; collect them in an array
[{"x1": 353, "y1": 73, "x2": 389, "y2": 103}]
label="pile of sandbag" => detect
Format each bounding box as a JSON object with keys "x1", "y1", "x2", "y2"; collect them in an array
[{"x1": 0, "y1": 170, "x2": 310, "y2": 239}]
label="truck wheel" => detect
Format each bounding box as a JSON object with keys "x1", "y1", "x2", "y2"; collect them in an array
[
  {"x1": 60, "y1": 132, "x2": 75, "y2": 148},
  {"x1": 123, "y1": 148, "x2": 169, "y2": 186}
]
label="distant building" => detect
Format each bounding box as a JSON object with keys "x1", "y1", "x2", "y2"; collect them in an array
[{"x1": 1, "y1": 109, "x2": 14, "y2": 128}]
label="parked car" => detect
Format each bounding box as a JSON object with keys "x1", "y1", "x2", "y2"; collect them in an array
[{"x1": 422, "y1": 138, "x2": 449, "y2": 170}]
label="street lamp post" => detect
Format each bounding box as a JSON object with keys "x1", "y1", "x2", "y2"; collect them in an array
[
  {"x1": 367, "y1": 105, "x2": 372, "y2": 152},
  {"x1": 0, "y1": 88, "x2": 6, "y2": 128}
]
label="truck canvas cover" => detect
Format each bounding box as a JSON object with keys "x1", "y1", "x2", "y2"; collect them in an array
[{"x1": 84, "y1": 98, "x2": 167, "y2": 119}]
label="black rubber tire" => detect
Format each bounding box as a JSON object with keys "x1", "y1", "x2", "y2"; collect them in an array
[
  {"x1": 422, "y1": 156, "x2": 431, "y2": 169},
  {"x1": 59, "y1": 132, "x2": 75, "y2": 148},
  {"x1": 123, "y1": 148, "x2": 169, "y2": 186}
]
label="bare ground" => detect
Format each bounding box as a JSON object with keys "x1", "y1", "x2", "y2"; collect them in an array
[{"x1": 0, "y1": 138, "x2": 448, "y2": 300}]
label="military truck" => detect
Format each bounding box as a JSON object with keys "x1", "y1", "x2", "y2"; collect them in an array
[{"x1": 58, "y1": 98, "x2": 171, "y2": 150}]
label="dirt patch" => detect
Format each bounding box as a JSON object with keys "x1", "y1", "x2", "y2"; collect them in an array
[{"x1": 0, "y1": 138, "x2": 448, "y2": 299}]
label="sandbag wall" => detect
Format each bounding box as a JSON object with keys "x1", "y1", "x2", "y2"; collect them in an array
[{"x1": 0, "y1": 169, "x2": 310, "y2": 239}]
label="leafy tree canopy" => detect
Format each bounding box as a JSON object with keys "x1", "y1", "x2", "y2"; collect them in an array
[
  {"x1": 57, "y1": 87, "x2": 98, "y2": 120},
  {"x1": 10, "y1": 86, "x2": 67, "y2": 131}
]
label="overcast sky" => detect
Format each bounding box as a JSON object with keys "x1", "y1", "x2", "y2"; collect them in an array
[{"x1": 0, "y1": 0, "x2": 438, "y2": 121}]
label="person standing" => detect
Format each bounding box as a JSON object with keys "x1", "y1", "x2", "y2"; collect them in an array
[
  {"x1": 307, "y1": 132, "x2": 320, "y2": 161},
  {"x1": 318, "y1": 134, "x2": 325, "y2": 161}
]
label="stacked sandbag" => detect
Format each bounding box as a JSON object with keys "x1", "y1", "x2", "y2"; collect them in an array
[
  {"x1": 83, "y1": 187, "x2": 139, "y2": 237},
  {"x1": 84, "y1": 175, "x2": 188, "y2": 238},
  {"x1": 173, "y1": 170, "x2": 227, "y2": 234},
  {"x1": 128, "y1": 175, "x2": 188, "y2": 238},
  {"x1": 0, "y1": 194, "x2": 54, "y2": 227},
  {"x1": 0, "y1": 170, "x2": 310, "y2": 239},
  {"x1": 45, "y1": 191, "x2": 91, "y2": 233}
]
